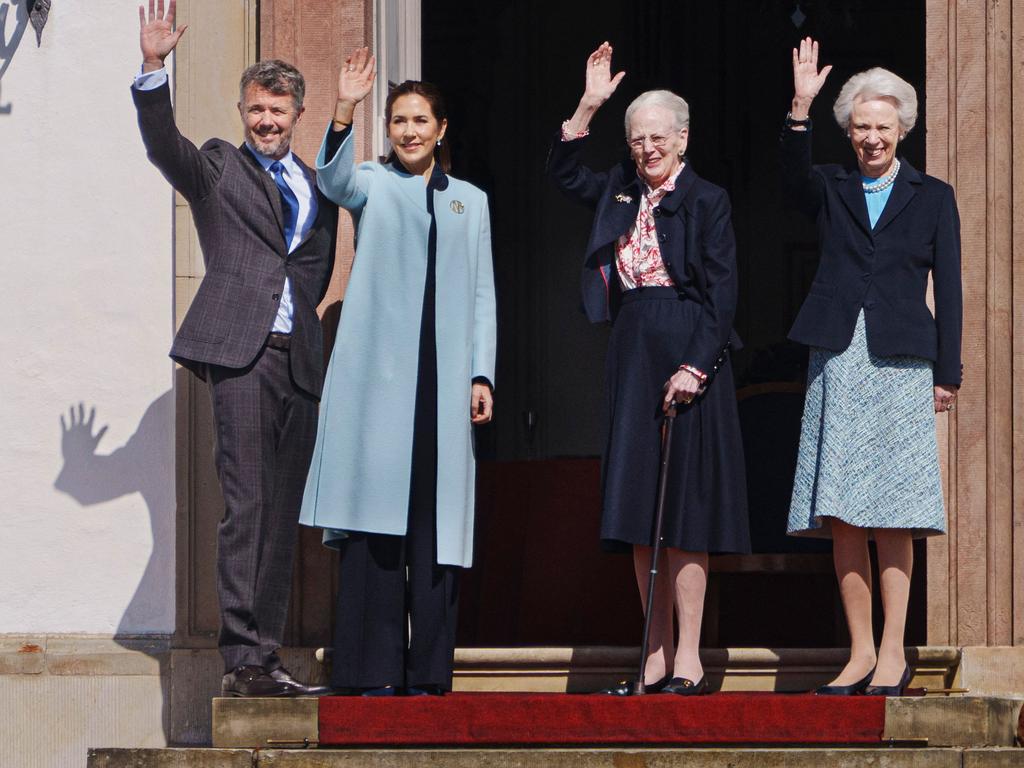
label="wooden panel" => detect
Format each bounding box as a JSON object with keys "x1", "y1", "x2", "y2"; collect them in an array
[
  {"x1": 1013, "y1": 0, "x2": 1024, "y2": 646},
  {"x1": 949, "y1": 0, "x2": 989, "y2": 647},
  {"x1": 260, "y1": 0, "x2": 374, "y2": 647},
  {"x1": 925, "y1": 0, "x2": 953, "y2": 647},
  {"x1": 173, "y1": 0, "x2": 258, "y2": 647},
  {"x1": 984, "y1": 0, "x2": 1014, "y2": 647}
]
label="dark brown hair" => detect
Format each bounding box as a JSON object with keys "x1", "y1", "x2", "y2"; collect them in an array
[{"x1": 384, "y1": 80, "x2": 451, "y2": 173}]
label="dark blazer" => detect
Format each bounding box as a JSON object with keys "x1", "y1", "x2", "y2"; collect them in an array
[
  {"x1": 132, "y1": 82, "x2": 338, "y2": 398},
  {"x1": 781, "y1": 127, "x2": 962, "y2": 387},
  {"x1": 547, "y1": 135, "x2": 741, "y2": 375}
]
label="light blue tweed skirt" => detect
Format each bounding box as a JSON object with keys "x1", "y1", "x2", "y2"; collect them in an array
[{"x1": 788, "y1": 310, "x2": 946, "y2": 539}]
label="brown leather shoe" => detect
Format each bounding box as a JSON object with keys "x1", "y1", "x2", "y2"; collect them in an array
[
  {"x1": 221, "y1": 665, "x2": 293, "y2": 697},
  {"x1": 268, "y1": 666, "x2": 332, "y2": 697}
]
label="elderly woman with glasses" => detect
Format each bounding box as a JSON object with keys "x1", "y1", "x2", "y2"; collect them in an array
[
  {"x1": 782, "y1": 38, "x2": 962, "y2": 697},
  {"x1": 547, "y1": 42, "x2": 750, "y2": 696}
]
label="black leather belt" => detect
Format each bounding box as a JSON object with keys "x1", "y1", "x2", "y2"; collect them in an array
[{"x1": 266, "y1": 332, "x2": 291, "y2": 350}]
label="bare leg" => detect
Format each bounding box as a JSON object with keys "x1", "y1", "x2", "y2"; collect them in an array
[
  {"x1": 827, "y1": 518, "x2": 878, "y2": 686},
  {"x1": 667, "y1": 548, "x2": 708, "y2": 682},
  {"x1": 870, "y1": 528, "x2": 912, "y2": 686},
  {"x1": 633, "y1": 544, "x2": 674, "y2": 683}
]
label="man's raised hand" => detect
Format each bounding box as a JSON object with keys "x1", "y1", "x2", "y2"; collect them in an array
[{"x1": 139, "y1": 0, "x2": 187, "y2": 73}]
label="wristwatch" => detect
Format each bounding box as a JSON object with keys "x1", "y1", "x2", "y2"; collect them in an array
[{"x1": 785, "y1": 111, "x2": 812, "y2": 129}]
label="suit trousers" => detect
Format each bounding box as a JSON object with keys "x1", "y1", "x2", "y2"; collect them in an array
[{"x1": 207, "y1": 344, "x2": 318, "y2": 672}]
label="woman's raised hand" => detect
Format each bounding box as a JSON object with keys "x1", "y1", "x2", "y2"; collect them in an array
[
  {"x1": 333, "y1": 47, "x2": 376, "y2": 128},
  {"x1": 338, "y1": 47, "x2": 376, "y2": 105},
  {"x1": 582, "y1": 42, "x2": 626, "y2": 108},
  {"x1": 791, "y1": 37, "x2": 831, "y2": 116}
]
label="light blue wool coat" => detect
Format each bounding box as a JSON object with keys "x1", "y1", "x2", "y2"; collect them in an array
[{"x1": 298, "y1": 126, "x2": 497, "y2": 568}]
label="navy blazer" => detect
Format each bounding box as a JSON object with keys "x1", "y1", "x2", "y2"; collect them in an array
[
  {"x1": 547, "y1": 134, "x2": 741, "y2": 375},
  {"x1": 781, "y1": 127, "x2": 962, "y2": 387}
]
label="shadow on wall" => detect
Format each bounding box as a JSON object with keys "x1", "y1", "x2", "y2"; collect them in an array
[
  {"x1": 53, "y1": 390, "x2": 175, "y2": 743},
  {"x1": 0, "y1": 0, "x2": 30, "y2": 115}
]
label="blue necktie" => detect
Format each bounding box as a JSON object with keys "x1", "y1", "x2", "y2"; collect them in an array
[{"x1": 269, "y1": 161, "x2": 299, "y2": 251}]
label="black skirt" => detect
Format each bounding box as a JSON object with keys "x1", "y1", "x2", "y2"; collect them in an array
[{"x1": 601, "y1": 287, "x2": 750, "y2": 554}]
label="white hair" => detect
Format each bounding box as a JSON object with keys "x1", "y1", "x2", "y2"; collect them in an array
[
  {"x1": 624, "y1": 89, "x2": 690, "y2": 138},
  {"x1": 833, "y1": 67, "x2": 918, "y2": 136}
]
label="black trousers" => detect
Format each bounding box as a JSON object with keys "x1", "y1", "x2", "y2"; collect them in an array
[
  {"x1": 207, "y1": 344, "x2": 318, "y2": 672},
  {"x1": 330, "y1": 505, "x2": 461, "y2": 689}
]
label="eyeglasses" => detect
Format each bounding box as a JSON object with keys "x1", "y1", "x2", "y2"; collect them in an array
[{"x1": 628, "y1": 134, "x2": 670, "y2": 151}]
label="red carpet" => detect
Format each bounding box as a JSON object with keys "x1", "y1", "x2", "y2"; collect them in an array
[{"x1": 319, "y1": 693, "x2": 886, "y2": 746}]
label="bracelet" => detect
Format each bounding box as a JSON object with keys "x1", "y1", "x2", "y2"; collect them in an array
[
  {"x1": 678, "y1": 364, "x2": 707, "y2": 384},
  {"x1": 560, "y1": 119, "x2": 590, "y2": 141},
  {"x1": 785, "y1": 111, "x2": 812, "y2": 129}
]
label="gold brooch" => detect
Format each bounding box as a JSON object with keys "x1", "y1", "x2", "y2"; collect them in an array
[
  {"x1": 450, "y1": 200, "x2": 465, "y2": 214},
  {"x1": 614, "y1": 193, "x2": 633, "y2": 203}
]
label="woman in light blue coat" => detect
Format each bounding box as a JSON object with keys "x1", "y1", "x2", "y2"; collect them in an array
[{"x1": 299, "y1": 47, "x2": 497, "y2": 695}]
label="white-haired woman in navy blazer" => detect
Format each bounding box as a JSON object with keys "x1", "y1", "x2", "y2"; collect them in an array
[
  {"x1": 549, "y1": 43, "x2": 750, "y2": 696},
  {"x1": 782, "y1": 38, "x2": 962, "y2": 696}
]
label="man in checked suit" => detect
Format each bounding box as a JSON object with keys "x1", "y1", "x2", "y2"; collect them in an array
[{"x1": 133, "y1": 0, "x2": 338, "y2": 697}]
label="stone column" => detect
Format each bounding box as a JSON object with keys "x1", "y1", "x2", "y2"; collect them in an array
[{"x1": 925, "y1": 0, "x2": 1023, "y2": 647}]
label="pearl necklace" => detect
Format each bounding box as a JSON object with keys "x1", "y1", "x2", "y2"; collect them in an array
[{"x1": 862, "y1": 159, "x2": 900, "y2": 193}]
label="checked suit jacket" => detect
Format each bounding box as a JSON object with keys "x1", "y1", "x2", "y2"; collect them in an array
[{"x1": 133, "y1": 82, "x2": 338, "y2": 398}]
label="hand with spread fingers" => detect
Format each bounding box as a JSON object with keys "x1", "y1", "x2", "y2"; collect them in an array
[
  {"x1": 564, "y1": 41, "x2": 626, "y2": 136},
  {"x1": 582, "y1": 42, "x2": 626, "y2": 109},
  {"x1": 333, "y1": 46, "x2": 376, "y2": 128},
  {"x1": 791, "y1": 36, "x2": 832, "y2": 120},
  {"x1": 933, "y1": 385, "x2": 958, "y2": 414},
  {"x1": 138, "y1": 0, "x2": 187, "y2": 73}
]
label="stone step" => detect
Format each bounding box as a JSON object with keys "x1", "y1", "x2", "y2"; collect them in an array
[
  {"x1": 88, "y1": 746, "x2": 1024, "y2": 768},
  {"x1": 210, "y1": 694, "x2": 1024, "y2": 750}
]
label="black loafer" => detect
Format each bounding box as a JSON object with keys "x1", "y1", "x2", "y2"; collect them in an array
[
  {"x1": 864, "y1": 665, "x2": 912, "y2": 697},
  {"x1": 815, "y1": 667, "x2": 875, "y2": 696},
  {"x1": 268, "y1": 666, "x2": 332, "y2": 697},
  {"x1": 661, "y1": 676, "x2": 709, "y2": 696},
  {"x1": 595, "y1": 675, "x2": 671, "y2": 696},
  {"x1": 222, "y1": 665, "x2": 293, "y2": 697}
]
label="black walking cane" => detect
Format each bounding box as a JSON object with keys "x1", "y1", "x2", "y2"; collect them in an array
[{"x1": 634, "y1": 399, "x2": 680, "y2": 695}]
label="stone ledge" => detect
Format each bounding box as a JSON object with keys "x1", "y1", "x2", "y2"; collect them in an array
[
  {"x1": 88, "y1": 747, "x2": 1024, "y2": 768},
  {"x1": 885, "y1": 696, "x2": 1024, "y2": 747},
  {"x1": 212, "y1": 697, "x2": 317, "y2": 749},
  {"x1": 0, "y1": 634, "x2": 170, "y2": 676},
  {"x1": 0, "y1": 636, "x2": 46, "y2": 674},
  {"x1": 88, "y1": 748, "x2": 252, "y2": 767}
]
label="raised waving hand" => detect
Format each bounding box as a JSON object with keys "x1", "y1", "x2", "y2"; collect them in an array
[
  {"x1": 564, "y1": 42, "x2": 626, "y2": 136},
  {"x1": 139, "y1": 0, "x2": 187, "y2": 73},
  {"x1": 791, "y1": 37, "x2": 831, "y2": 119},
  {"x1": 333, "y1": 47, "x2": 377, "y2": 128}
]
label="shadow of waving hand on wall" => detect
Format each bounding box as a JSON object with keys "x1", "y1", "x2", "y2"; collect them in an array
[{"x1": 53, "y1": 393, "x2": 175, "y2": 741}]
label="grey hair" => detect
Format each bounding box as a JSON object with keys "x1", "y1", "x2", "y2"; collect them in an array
[
  {"x1": 239, "y1": 59, "x2": 306, "y2": 110},
  {"x1": 624, "y1": 89, "x2": 690, "y2": 138},
  {"x1": 832, "y1": 67, "x2": 918, "y2": 136}
]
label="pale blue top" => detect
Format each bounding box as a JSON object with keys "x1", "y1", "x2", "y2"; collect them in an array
[{"x1": 863, "y1": 177, "x2": 895, "y2": 229}]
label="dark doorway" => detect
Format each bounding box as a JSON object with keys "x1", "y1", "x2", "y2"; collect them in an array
[{"x1": 423, "y1": 0, "x2": 928, "y2": 648}]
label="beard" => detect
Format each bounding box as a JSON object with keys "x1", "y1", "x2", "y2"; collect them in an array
[{"x1": 246, "y1": 127, "x2": 292, "y2": 160}]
